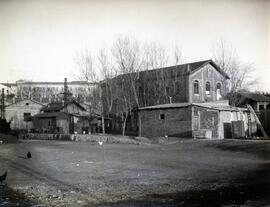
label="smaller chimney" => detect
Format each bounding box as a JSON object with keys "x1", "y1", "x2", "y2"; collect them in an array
[
  {"x1": 169, "y1": 97, "x2": 172, "y2": 104},
  {"x1": 187, "y1": 64, "x2": 190, "y2": 73}
]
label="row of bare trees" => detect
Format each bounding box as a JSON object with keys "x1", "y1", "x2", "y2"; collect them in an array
[
  {"x1": 74, "y1": 36, "x2": 183, "y2": 135},
  {"x1": 74, "y1": 36, "x2": 256, "y2": 135}
]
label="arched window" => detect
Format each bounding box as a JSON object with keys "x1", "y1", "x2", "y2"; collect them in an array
[
  {"x1": 194, "y1": 80, "x2": 199, "y2": 94},
  {"x1": 205, "y1": 81, "x2": 210, "y2": 95},
  {"x1": 216, "y1": 82, "x2": 222, "y2": 100},
  {"x1": 216, "y1": 83, "x2": 221, "y2": 91}
]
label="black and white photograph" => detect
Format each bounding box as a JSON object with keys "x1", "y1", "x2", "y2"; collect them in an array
[{"x1": 0, "y1": 0, "x2": 270, "y2": 206}]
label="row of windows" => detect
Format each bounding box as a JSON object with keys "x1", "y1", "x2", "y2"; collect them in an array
[{"x1": 193, "y1": 80, "x2": 221, "y2": 95}]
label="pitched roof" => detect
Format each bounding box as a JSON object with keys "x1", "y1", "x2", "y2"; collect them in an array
[
  {"x1": 107, "y1": 59, "x2": 229, "y2": 83},
  {"x1": 41, "y1": 100, "x2": 86, "y2": 112},
  {"x1": 139, "y1": 102, "x2": 247, "y2": 112},
  {"x1": 1, "y1": 81, "x2": 96, "y2": 86},
  {"x1": 238, "y1": 92, "x2": 270, "y2": 102},
  {"x1": 5, "y1": 98, "x2": 45, "y2": 107},
  {"x1": 33, "y1": 112, "x2": 69, "y2": 119}
]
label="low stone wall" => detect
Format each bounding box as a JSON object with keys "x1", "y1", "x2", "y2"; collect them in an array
[
  {"x1": 74, "y1": 134, "x2": 141, "y2": 144},
  {"x1": 25, "y1": 133, "x2": 141, "y2": 144},
  {"x1": 26, "y1": 133, "x2": 71, "y2": 141}
]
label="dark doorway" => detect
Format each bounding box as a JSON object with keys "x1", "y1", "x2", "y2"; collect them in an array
[{"x1": 224, "y1": 123, "x2": 232, "y2": 138}]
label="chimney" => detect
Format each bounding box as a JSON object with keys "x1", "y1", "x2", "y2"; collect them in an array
[
  {"x1": 169, "y1": 97, "x2": 172, "y2": 104},
  {"x1": 63, "y1": 78, "x2": 68, "y2": 106},
  {"x1": 187, "y1": 64, "x2": 190, "y2": 73}
]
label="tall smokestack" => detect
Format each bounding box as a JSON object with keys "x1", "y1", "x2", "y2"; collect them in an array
[{"x1": 64, "y1": 78, "x2": 68, "y2": 107}]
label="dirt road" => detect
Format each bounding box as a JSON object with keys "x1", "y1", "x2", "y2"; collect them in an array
[{"x1": 0, "y1": 139, "x2": 270, "y2": 206}]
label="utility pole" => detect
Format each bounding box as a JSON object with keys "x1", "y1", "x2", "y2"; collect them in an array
[{"x1": 1, "y1": 88, "x2": 5, "y2": 119}]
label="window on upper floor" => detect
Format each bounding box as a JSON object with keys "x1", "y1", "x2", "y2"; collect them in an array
[
  {"x1": 194, "y1": 80, "x2": 199, "y2": 95},
  {"x1": 216, "y1": 82, "x2": 222, "y2": 100},
  {"x1": 206, "y1": 81, "x2": 211, "y2": 95},
  {"x1": 216, "y1": 82, "x2": 222, "y2": 91}
]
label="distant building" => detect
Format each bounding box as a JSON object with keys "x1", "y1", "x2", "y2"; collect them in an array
[
  {"x1": 234, "y1": 92, "x2": 270, "y2": 111},
  {"x1": 234, "y1": 92, "x2": 270, "y2": 137},
  {"x1": 32, "y1": 100, "x2": 91, "y2": 134},
  {"x1": 5, "y1": 99, "x2": 45, "y2": 131},
  {"x1": 1, "y1": 80, "x2": 97, "y2": 104}
]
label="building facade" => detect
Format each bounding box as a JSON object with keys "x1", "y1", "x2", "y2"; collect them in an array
[
  {"x1": 5, "y1": 99, "x2": 45, "y2": 131},
  {"x1": 100, "y1": 59, "x2": 230, "y2": 135},
  {"x1": 32, "y1": 101, "x2": 91, "y2": 134},
  {"x1": 138, "y1": 102, "x2": 256, "y2": 139},
  {"x1": 1, "y1": 80, "x2": 97, "y2": 105}
]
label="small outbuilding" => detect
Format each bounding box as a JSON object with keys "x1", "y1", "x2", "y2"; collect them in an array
[
  {"x1": 234, "y1": 92, "x2": 270, "y2": 111},
  {"x1": 138, "y1": 101, "x2": 257, "y2": 139},
  {"x1": 5, "y1": 99, "x2": 44, "y2": 131},
  {"x1": 32, "y1": 100, "x2": 91, "y2": 134}
]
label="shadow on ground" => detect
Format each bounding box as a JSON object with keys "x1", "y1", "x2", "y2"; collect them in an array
[
  {"x1": 0, "y1": 185, "x2": 38, "y2": 207},
  {"x1": 91, "y1": 162, "x2": 270, "y2": 207},
  {"x1": 209, "y1": 140, "x2": 270, "y2": 159}
]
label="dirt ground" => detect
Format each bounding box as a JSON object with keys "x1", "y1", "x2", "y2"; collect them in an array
[{"x1": 0, "y1": 139, "x2": 270, "y2": 207}]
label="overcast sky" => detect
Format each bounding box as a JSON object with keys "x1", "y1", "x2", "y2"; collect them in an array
[{"x1": 0, "y1": 0, "x2": 269, "y2": 91}]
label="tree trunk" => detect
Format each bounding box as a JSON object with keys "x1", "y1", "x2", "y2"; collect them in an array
[
  {"x1": 101, "y1": 115, "x2": 105, "y2": 134},
  {"x1": 122, "y1": 113, "x2": 128, "y2": 136}
]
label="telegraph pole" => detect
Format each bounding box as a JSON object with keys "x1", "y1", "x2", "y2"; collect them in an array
[{"x1": 0, "y1": 88, "x2": 5, "y2": 119}]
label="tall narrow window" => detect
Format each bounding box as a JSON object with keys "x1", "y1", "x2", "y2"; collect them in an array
[
  {"x1": 216, "y1": 82, "x2": 222, "y2": 100},
  {"x1": 194, "y1": 80, "x2": 199, "y2": 94},
  {"x1": 216, "y1": 83, "x2": 221, "y2": 91},
  {"x1": 205, "y1": 81, "x2": 210, "y2": 95}
]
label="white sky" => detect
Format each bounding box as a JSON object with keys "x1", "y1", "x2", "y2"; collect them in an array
[{"x1": 0, "y1": 0, "x2": 269, "y2": 91}]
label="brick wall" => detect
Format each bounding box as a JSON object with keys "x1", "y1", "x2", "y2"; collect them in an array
[
  {"x1": 197, "y1": 107, "x2": 219, "y2": 138},
  {"x1": 139, "y1": 107, "x2": 192, "y2": 138},
  {"x1": 189, "y1": 64, "x2": 226, "y2": 103}
]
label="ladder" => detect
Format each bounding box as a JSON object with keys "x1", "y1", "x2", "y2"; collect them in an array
[{"x1": 246, "y1": 104, "x2": 268, "y2": 138}]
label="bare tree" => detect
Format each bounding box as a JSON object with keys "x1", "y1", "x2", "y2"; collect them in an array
[
  {"x1": 75, "y1": 37, "x2": 183, "y2": 136},
  {"x1": 212, "y1": 39, "x2": 258, "y2": 106},
  {"x1": 111, "y1": 36, "x2": 142, "y2": 135},
  {"x1": 212, "y1": 39, "x2": 257, "y2": 93},
  {"x1": 74, "y1": 49, "x2": 97, "y2": 83},
  {"x1": 74, "y1": 49, "x2": 104, "y2": 132},
  {"x1": 98, "y1": 48, "x2": 116, "y2": 114}
]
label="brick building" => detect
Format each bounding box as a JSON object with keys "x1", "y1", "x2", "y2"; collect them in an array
[
  {"x1": 101, "y1": 59, "x2": 230, "y2": 135},
  {"x1": 138, "y1": 102, "x2": 257, "y2": 139}
]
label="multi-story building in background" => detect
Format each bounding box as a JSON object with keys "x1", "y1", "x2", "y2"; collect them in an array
[{"x1": 1, "y1": 80, "x2": 98, "y2": 105}]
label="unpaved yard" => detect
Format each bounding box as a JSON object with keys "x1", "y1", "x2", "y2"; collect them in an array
[{"x1": 0, "y1": 139, "x2": 270, "y2": 206}]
